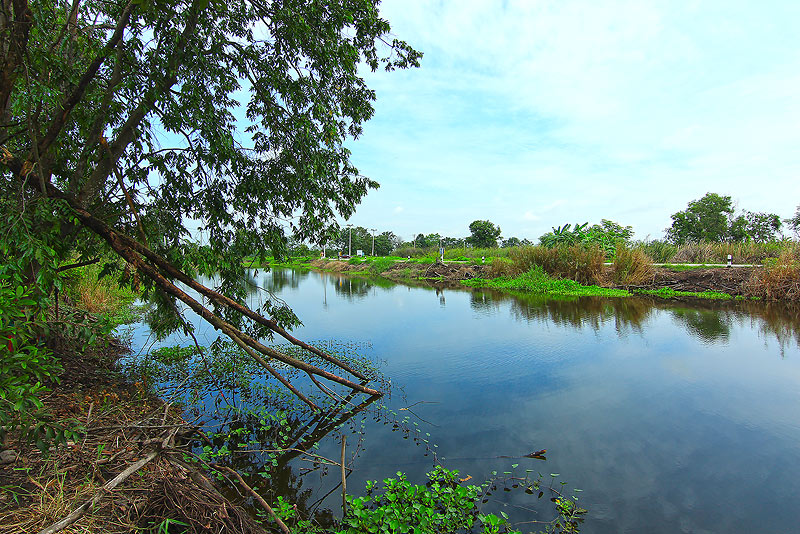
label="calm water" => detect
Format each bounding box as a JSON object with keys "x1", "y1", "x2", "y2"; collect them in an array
[{"x1": 127, "y1": 268, "x2": 800, "y2": 534}]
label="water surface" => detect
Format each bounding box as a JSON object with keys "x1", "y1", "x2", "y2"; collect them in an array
[{"x1": 127, "y1": 268, "x2": 800, "y2": 534}]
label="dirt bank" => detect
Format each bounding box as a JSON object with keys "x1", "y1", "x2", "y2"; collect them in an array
[
  {"x1": 310, "y1": 259, "x2": 760, "y2": 296},
  {"x1": 0, "y1": 338, "x2": 264, "y2": 534}
]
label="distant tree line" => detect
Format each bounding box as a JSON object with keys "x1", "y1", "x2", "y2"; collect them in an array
[{"x1": 285, "y1": 196, "x2": 800, "y2": 257}]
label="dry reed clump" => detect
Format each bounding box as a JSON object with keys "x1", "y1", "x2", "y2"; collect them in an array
[
  {"x1": 611, "y1": 246, "x2": 655, "y2": 286},
  {"x1": 509, "y1": 245, "x2": 604, "y2": 285},
  {"x1": 744, "y1": 250, "x2": 800, "y2": 300},
  {"x1": 73, "y1": 277, "x2": 116, "y2": 314},
  {"x1": 487, "y1": 257, "x2": 524, "y2": 278}
]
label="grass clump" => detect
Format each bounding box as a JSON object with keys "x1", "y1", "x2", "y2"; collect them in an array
[
  {"x1": 611, "y1": 245, "x2": 654, "y2": 285},
  {"x1": 463, "y1": 266, "x2": 629, "y2": 298},
  {"x1": 64, "y1": 263, "x2": 139, "y2": 325}
]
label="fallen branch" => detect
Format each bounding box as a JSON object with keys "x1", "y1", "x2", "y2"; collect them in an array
[
  {"x1": 53, "y1": 184, "x2": 381, "y2": 398},
  {"x1": 37, "y1": 450, "x2": 159, "y2": 534}
]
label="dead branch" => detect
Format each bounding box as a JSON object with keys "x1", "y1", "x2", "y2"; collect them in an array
[
  {"x1": 37, "y1": 450, "x2": 159, "y2": 534},
  {"x1": 340, "y1": 434, "x2": 347, "y2": 514}
]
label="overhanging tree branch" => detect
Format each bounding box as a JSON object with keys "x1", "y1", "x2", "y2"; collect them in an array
[{"x1": 35, "y1": 179, "x2": 382, "y2": 398}]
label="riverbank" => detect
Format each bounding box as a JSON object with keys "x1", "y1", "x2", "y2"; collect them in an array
[
  {"x1": 301, "y1": 258, "x2": 764, "y2": 300},
  {"x1": 0, "y1": 330, "x2": 276, "y2": 534}
]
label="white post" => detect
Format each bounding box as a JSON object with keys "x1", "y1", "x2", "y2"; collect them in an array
[{"x1": 727, "y1": 254, "x2": 732, "y2": 267}]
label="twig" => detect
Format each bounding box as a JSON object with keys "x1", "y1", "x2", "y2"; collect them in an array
[{"x1": 37, "y1": 451, "x2": 159, "y2": 534}]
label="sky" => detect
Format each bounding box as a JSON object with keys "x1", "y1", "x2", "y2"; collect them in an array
[{"x1": 339, "y1": 0, "x2": 800, "y2": 243}]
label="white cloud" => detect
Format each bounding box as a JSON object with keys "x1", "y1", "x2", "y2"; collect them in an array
[{"x1": 345, "y1": 0, "x2": 800, "y2": 240}]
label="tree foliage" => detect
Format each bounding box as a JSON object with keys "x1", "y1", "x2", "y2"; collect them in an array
[
  {"x1": 667, "y1": 193, "x2": 783, "y2": 244},
  {"x1": 331, "y1": 227, "x2": 400, "y2": 256},
  {"x1": 467, "y1": 220, "x2": 501, "y2": 248},
  {"x1": 784, "y1": 205, "x2": 800, "y2": 237},
  {"x1": 667, "y1": 193, "x2": 734, "y2": 244},
  {"x1": 0, "y1": 0, "x2": 420, "y2": 419}
]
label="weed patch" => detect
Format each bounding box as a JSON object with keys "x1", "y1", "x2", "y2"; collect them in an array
[
  {"x1": 463, "y1": 266, "x2": 629, "y2": 298},
  {"x1": 509, "y1": 245, "x2": 604, "y2": 285}
]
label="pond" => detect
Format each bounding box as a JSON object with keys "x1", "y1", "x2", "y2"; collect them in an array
[{"x1": 125, "y1": 267, "x2": 800, "y2": 534}]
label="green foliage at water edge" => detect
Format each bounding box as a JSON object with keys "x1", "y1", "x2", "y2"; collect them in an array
[{"x1": 463, "y1": 267, "x2": 630, "y2": 298}]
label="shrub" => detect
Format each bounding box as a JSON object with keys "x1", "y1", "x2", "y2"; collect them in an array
[
  {"x1": 392, "y1": 246, "x2": 425, "y2": 258},
  {"x1": 0, "y1": 278, "x2": 80, "y2": 451},
  {"x1": 612, "y1": 245, "x2": 654, "y2": 286}
]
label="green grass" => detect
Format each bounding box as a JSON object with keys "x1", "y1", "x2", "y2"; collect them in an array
[
  {"x1": 368, "y1": 256, "x2": 396, "y2": 274},
  {"x1": 634, "y1": 288, "x2": 734, "y2": 300},
  {"x1": 462, "y1": 266, "x2": 630, "y2": 298}
]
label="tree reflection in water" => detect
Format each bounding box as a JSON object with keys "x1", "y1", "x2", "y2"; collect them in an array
[{"x1": 468, "y1": 287, "x2": 800, "y2": 351}]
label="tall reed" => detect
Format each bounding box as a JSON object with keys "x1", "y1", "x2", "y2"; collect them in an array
[{"x1": 509, "y1": 245, "x2": 604, "y2": 285}]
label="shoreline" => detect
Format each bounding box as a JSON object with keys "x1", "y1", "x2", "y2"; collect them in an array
[{"x1": 271, "y1": 258, "x2": 762, "y2": 301}]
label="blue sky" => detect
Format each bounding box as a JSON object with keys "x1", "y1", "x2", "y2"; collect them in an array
[{"x1": 339, "y1": 0, "x2": 800, "y2": 243}]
